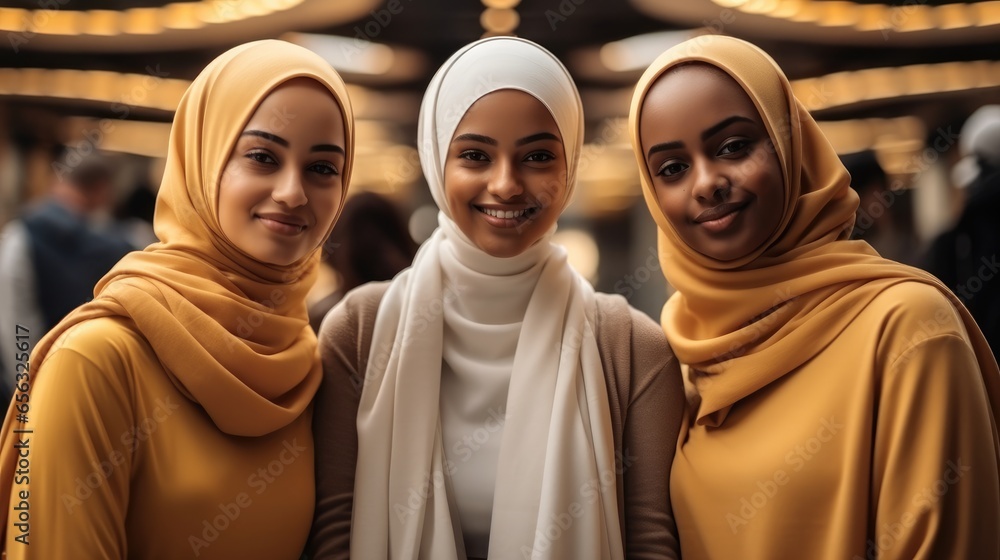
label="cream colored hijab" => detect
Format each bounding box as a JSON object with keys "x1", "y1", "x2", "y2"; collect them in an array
[
  {"x1": 352, "y1": 37, "x2": 623, "y2": 559},
  {"x1": 0, "y1": 39, "x2": 355, "y2": 541},
  {"x1": 628, "y1": 35, "x2": 1000, "y2": 430}
]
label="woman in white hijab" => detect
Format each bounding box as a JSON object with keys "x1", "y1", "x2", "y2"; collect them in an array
[{"x1": 308, "y1": 37, "x2": 683, "y2": 560}]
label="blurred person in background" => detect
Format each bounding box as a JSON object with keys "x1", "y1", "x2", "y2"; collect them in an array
[
  {"x1": 0, "y1": 151, "x2": 132, "y2": 399},
  {"x1": 923, "y1": 105, "x2": 1000, "y2": 359},
  {"x1": 841, "y1": 150, "x2": 922, "y2": 266},
  {"x1": 308, "y1": 191, "x2": 417, "y2": 332}
]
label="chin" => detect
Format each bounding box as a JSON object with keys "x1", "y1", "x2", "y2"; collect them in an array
[{"x1": 477, "y1": 241, "x2": 524, "y2": 259}]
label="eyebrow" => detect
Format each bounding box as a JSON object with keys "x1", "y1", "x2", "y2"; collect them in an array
[
  {"x1": 645, "y1": 115, "x2": 756, "y2": 160},
  {"x1": 452, "y1": 131, "x2": 560, "y2": 147},
  {"x1": 700, "y1": 115, "x2": 754, "y2": 141},
  {"x1": 453, "y1": 133, "x2": 496, "y2": 146},
  {"x1": 241, "y1": 130, "x2": 345, "y2": 155},
  {"x1": 516, "y1": 132, "x2": 560, "y2": 146}
]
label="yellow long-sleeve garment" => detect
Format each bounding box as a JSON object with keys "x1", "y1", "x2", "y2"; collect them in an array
[
  {"x1": 4, "y1": 316, "x2": 314, "y2": 559},
  {"x1": 671, "y1": 282, "x2": 1000, "y2": 559}
]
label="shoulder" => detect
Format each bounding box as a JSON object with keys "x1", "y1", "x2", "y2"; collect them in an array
[
  {"x1": 317, "y1": 281, "x2": 390, "y2": 366},
  {"x1": 49, "y1": 316, "x2": 148, "y2": 364},
  {"x1": 864, "y1": 281, "x2": 965, "y2": 334},
  {"x1": 593, "y1": 292, "x2": 671, "y2": 354},
  {"x1": 861, "y1": 281, "x2": 971, "y2": 366},
  {"x1": 37, "y1": 316, "x2": 147, "y2": 400},
  {"x1": 592, "y1": 292, "x2": 677, "y2": 395},
  {"x1": 318, "y1": 282, "x2": 389, "y2": 339}
]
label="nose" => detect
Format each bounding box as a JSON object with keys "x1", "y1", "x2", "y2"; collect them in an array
[
  {"x1": 690, "y1": 159, "x2": 729, "y2": 203},
  {"x1": 270, "y1": 169, "x2": 307, "y2": 208},
  {"x1": 486, "y1": 157, "x2": 524, "y2": 201}
]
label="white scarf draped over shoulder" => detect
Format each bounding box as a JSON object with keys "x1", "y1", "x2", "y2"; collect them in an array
[{"x1": 351, "y1": 36, "x2": 624, "y2": 560}]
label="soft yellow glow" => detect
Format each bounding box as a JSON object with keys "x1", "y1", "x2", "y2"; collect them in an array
[
  {"x1": 817, "y1": 116, "x2": 925, "y2": 156},
  {"x1": 0, "y1": 68, "x2": 191, "y2": 112},
  {"x1": 552, "y1": 229, "x2": 600, "y2": 284},
  {"x1": 86, "y1": 10, "x2": 121, "y2": 36},
  {"x1": 480, "y1": 7, "x2": 519, "y2": 33},
  {"x1": 482, "y1": 0, "x2": 521, "y2": 8},
  {"x1": 64, "y1": 118, "x2": 172, "y2": 158},
  {"x1": 282, "y1": 32, "x2": 396, "y2": 75},
  {"x1": 974, "y1": 1, "x2": 1000, "y2": 26},
  {"x1": 0, "y1": 0, "x2": 305, "y2": 37},
  {"x1": 789, "y1": 3, "x2": 821, "y2": 22},
  {"x1": 32, "y1": 10, "x2": 83, "y2": 35},
  {"x1": 708, "y1": 0, "x2": 1000, "y2": 31},
  {"x1": 936, "y1": 3, "x2": 972, "y2": 29},
  {"x1": 599, "y1": 30, "x2": 696, "y2": 73},
  {"x1": 790, "y1": 61, "x2": 1000, "y2": 112},
  {"x1": 865, "y1": 67, "x2": 904, "y2": 100},
  {"x1": 816, "y1": 1, "x2": 859, "y2": 27},
  {"x1": 741, "y1": 0, "x2": 780, "y2": 15},
  {"x1": 162, "y1": 3, "x2": 204, "y2": 30},
  {"x1": 0, "y1": 8, "x2": 28, "y2": 33},
  {"x1": 123, "y1": 8, "x2": 163, "y2": 35},
  {"x1": 241, "y1": 0, "x2": 274, "y2": 18},
  {"x1": 771, "y1": 0, "x2": 805, "y2": 19},
  {"x1": 895, "y1": 5, "x2": 934, "y2": 31},
  {"x1": 853, "y1": 4, "x2": 888, "y2": 31}
]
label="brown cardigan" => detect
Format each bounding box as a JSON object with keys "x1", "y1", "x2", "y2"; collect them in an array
[{"x1": 307, "y1": 281, "x2": 684, "y2": 559}]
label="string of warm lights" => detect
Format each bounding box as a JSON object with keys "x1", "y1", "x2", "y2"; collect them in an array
[
  {"x1": 708, "y1": 0, "x2": 1000, "y2": 31},
  {"x1": 1, "y1": 54, "x2": 992, "y2": 203},
  {"x1": 0, "y1": 0, "x2": 304, "y2": 36},
  {"x1": 791, "y1": 60, "x2": 1000, "y2": 112},
  {"x1": 480, "y1": 0, "x2": 520, "y2": 37}
]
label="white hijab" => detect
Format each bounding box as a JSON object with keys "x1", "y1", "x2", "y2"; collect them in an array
[{"x1": 352, "y1": 37, "x2": 624, "y2": 559}]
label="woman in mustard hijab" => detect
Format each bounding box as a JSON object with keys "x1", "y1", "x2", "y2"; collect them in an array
[
  {"x1": 0, "y1": 40, "x2": 353, "y2": 559},
  {"x1": 629, "y1": 35, "x2": 1000, "y2": 558}
]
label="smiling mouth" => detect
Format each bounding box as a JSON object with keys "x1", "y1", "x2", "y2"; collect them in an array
[
  {"x1": 475, "y1": 205, "x2": 539, "y2": 227},
  {"x1": 693, "y1": 201, "x2": 749, "y2": 233},
  {"x1": 256, "y1": 213, "x2": 308, "y2": 235}
]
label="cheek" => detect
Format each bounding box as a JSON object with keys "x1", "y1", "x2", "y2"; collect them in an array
[
  {"x1": 443, "y1": 172, "x2": 475, "y2": 212},
  {"x1": 542, "y1": 172, "x2": 568, "y2": 206},
  {"x1": 217, "y1": 173, "x2": 242, "y2": 228},
  {"x1": 655, "y1": 188, "x2": 685, "y2": 225}
]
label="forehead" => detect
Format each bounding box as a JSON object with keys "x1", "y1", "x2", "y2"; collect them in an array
[
  {"x1": 455, "y1": 89, "x2": 560, "y2": 134},
  {"x1": 245, "y1": 78, "x2": 343, "y2": 129},
  {"x1": 641, "y1": 64, "x2": 762, "y2": 126}
]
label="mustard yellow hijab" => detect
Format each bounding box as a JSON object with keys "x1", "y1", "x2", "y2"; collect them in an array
[
  {"x1": 0, "y1": 39, "x2": 354, "y2": 535},
  {"x1": 628, "y1": 35, "x2": 1000, "y2": 428}
]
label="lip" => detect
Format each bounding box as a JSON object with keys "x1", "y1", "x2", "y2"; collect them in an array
[
  {"x1": 693, "y1": 201, "x2": 749, "y2": 234},
  {"x1": 256, "y1": 212, "x2": 308, "y2": 235},
  {"x1": 474, "y1": 204, "x2": 539, "y2": 229}
]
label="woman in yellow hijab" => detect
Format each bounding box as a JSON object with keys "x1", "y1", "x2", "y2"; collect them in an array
[
  {"x1": 629, "y1": 35, "x2": 1000, "y2": 559},
  {"x1": 0, "y1": 39, "x2": 353, "y2": 559}
]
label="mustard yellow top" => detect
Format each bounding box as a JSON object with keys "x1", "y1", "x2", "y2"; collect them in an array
[
  {"x1": 629, "y1": 36, "x2": 1000, "y2": 558},
  {"x1": 0, "y1": 39, "x2": 355, "y2": 558},
  {"x1": 7, "y1": 316, "x2": 315, "y2": 558}
]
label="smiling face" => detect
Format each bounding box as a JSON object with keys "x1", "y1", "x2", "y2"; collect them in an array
[
  {"x1": 444, "y1": 89, "x2": 567, "y2": 258},
  {"x1": 639, "y1": 64, "x2": 785, "y2": 262},
  {"x1": 218, "y1": 78, "x2": 347, "y2": 267}
]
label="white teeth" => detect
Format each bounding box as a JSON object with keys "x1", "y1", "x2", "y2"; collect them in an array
[{"x1": 480, "y1": 207, "x2": 531, "y2": 219}]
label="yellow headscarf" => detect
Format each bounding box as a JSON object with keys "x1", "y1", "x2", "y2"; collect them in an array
[
  {"x1": 0, "y1": 40, "x2": 354, "y2": 451},
  {"x1": 628, "y1": 35, "x2": 999, "y2": 427}
]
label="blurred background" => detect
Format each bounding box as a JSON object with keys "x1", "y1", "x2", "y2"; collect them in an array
[{"x1": 1, "y1": 0, "x2": 999, "y2": 321}]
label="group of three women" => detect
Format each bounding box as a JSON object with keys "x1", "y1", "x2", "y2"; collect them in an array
[{"x1": 1, "y1": 31, "x2": 998, "y2": 560}]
